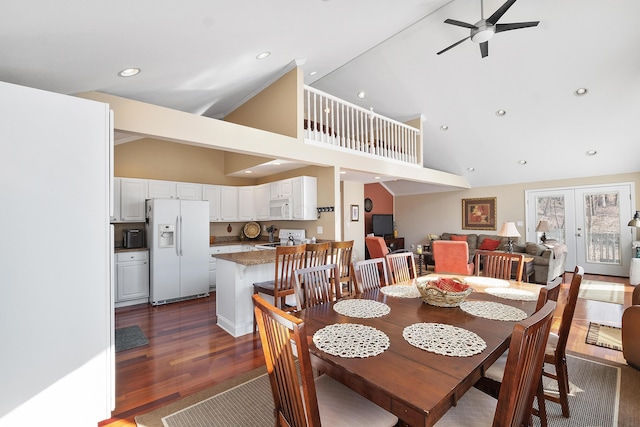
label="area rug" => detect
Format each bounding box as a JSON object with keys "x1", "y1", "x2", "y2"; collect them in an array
[
  {"x1": 578, "y1": 280, "x2": 625, "y2": 304},
  {"x1": 586, "y1": 322, "x2": 622, "y2": 351},
  {"x1": 115, "y1": 325, "x2": 149, "y2": 352},
  {"x1": 135, "y1": 355, "x2": 636, "y2": 427}
]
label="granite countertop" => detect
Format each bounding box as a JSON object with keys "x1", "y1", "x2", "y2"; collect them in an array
[
  {"x1": 212, "y1": 250, "x2": 276, "y2": 266},
  {"x1": 115, "y1": 247, "x2": 148, "y2": 253}
]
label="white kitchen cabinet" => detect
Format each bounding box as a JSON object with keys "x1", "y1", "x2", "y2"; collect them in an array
[
  {"x1": 115, "y1": 250, "x2": 149, "y2": 307},
  {"x1": 270, "y1": 179, "x2": 293, "y2": 200},
  {"x1": 117, "y1": 178, "x2": 147, "y2": 222},
  {"x1": 292, "y1": 176, "x2": 318, "y2": 220},
  {"x1": 176, "y1": 182, "x2": 202, "y2": 200},
  {"x1": 147, "y1": 179, "x2": 176, "y2": 199},
  {"x1": 203, "y1": 184, "x2": 222, "y2": 221},
  {"x1": 209, "y1": 244, "x2": 246, "y2": 290},
  {"x1": 220, "y1": 186, "x2": 239, "y2": 221},
  {"x1": 238, "y1": 186, "x2": 255, "y2": 221},
  {"x1": 254, "y1": 183, "x2": 270, "y2": 220}
]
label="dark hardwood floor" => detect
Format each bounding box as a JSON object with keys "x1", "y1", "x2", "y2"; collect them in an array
[{"x1": 99, "y1": 273, "x2": 633, "y2": 427}]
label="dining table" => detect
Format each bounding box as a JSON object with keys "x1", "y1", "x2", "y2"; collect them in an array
[{"x1": 295, "y1": 274, "x2": 541, "y2": 427}]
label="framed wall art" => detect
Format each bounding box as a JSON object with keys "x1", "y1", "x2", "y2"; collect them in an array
[
  {"x1": 350, "y1": 204, "x2": 359, "y2": 221},
  {"x1": 462, "y1": 197, "x2": 497, "y2": 230}
]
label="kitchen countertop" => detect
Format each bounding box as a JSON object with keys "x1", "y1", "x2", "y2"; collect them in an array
[
  {"x1": 212, "y1": 250, "x2": 276, "y2": 266},
  {"x1": 114, "y1": 247, "x2": 148, "y2": 253}
]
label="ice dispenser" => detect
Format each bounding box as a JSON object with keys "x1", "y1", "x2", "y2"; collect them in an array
[{"x1": 158, "y1": 224, "x2": 175, "y2": 248}]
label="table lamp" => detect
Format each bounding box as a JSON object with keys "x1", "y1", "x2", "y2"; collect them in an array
[
  {"x1": 629, "y1": 211, "x2": 640, "y2": 227},
  {"x1": 536, "y1": 220, "x2": 550, "y2": 243},
  {"x1": 498, "y1": 221, "x2": 520, "y2": 253}
]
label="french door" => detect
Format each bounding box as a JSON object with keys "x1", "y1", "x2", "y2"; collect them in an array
[{"x1": 526, "y1": 183, "x2": 634, "y2": 276}]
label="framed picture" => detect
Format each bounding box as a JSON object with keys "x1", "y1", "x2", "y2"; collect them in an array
[
  {"x1": 462, "y1": 197, "x2": 497, "y2": 230},
  {"x1": 350, "y1": 204, "x2": 359, "y2": 221}
]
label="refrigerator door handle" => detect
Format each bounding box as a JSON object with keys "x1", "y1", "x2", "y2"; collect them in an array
[
  {"x1": 179, "y1": 215, "x2": 184, "y2": 256},
  {"x1": 175, "y1": 215, "x2": 180, "y2": 257}
]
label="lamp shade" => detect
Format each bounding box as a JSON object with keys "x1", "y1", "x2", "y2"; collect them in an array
[
  {"x1": 498, "y1": 221, "x2": 521, "y2": 238},
  {"x1": 536, "y1": 220, "x2": 550, "y2": 232},
  {"x1": 629, "y1": 211, "x2": 640, "y2": 227}
]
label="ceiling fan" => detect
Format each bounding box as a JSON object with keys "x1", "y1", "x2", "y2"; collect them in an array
[{"x1": 436, "y1": 0, "x2": 539, "y2": 58}]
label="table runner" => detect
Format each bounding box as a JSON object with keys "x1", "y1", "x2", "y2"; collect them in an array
[
  {"x1": 313, "y1": 323, "x2": 390, "y2": 358},
  {"x1": 380, "y1": 284, "x2": 421, "y2": 298},
  {"x1": 333, "y1": 299, "x2": 390, "y2": 318},
  {"x1": 459, "y1": 301, "x2": 528, "y2": 321},
  {"x1": 403, "y1": 323, "x2": 487, "y2": 357}
]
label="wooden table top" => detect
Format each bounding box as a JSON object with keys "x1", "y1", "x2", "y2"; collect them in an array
[{"x1": 295, "y1": 276, "x2": 540, "y2": 427}]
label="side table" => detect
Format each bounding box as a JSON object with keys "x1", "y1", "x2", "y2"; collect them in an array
[{"x1": 414, "y1": 252, "x2": 434, "y2": 276}]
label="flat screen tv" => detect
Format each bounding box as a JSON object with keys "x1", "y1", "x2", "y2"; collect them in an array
[{"x1": 372, "y1": 214, "x2": 394, "y2": 236}]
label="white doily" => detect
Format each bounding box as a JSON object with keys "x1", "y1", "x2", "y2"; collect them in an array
[
  {"x1": 333, "y1": 299, "x2": 390, "y2": 318},
  {"x1": 459, "y1": 301, "x2": 528, "y2": 321},
  {"x1": 484, "y1": 287, "x2": 538, "y2": 301},
  {"x1": 380, "y1": 284, "x2": 421, "y2": 298},
  {"x1": 464, "y1": 277, "x2": 510, "y2": 288},
  {"x1": 313, "y1": 323, "x2": 389, "y2": 358},
  {"x1": 403, "y1": 323, "x2": 487, "y2": 357}
]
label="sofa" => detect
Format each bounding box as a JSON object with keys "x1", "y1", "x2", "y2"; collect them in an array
[{"x1": 438, "y1": 233, "x2": 567, "y2": 284}]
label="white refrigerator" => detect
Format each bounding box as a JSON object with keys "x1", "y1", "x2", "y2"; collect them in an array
[{"x1": 146, "y1": 199, "x2": 210, "y2": 305}]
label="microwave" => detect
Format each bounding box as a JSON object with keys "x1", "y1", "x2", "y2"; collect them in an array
[
  {"x1": 269, "y1": 198, "x2": 292, "y2": 220},
  {"x1": 123, "y1": 229, "x2": 144, "y2": 249}
]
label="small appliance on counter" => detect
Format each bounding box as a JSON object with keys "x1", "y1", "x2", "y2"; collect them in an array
[
  {"x1": 254, "y1": 229, "x2": 306, "y2": 250},
  {"x1": 123, "y1": 229, "x2": 144, "y2": 249}
]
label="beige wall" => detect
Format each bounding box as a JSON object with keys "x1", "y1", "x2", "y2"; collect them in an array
[
  {"x1": 341, "y1": 180, "x2": 365, "y2": 261},
  {"x1": 396, "y1": 172, "x2": 640, "y2": 250}
]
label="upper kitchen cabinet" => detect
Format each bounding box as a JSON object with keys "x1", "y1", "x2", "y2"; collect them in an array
[
  {"x1": 203, "y1": 184, "x2": 221, "y2": 221},
  {"x1": 147, "y1": 179, "x2": 176, "y2": 199},
  {"x1": 113, "y1": 177, "x2": 147, "y2": 222},
  {"x1": 292, "y1": 176, "x2": 317, "y2": 220},
  {"x1": 254, "y1": 184, "x2": 270, "y2": 220},
  {"x1": 270, "y1": 178, "x2": 293, "y2": 200},
  {"x1": 176, "y1": 182, "x2": 202, "y2": 200},
  {"x1": 219, "y1": 186, "x2": 239, "y2": 221},
  {"x1": 238, "y1": 186, "x2": 255, "y2": 221}
]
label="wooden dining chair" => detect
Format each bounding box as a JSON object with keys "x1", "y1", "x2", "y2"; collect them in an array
[
  {"x1": 253, "y1": 244, "x2": 306, "y2": 332},
  {"x1": 352, "y1": 258, "x2": 390, "y2": 294},
  {"x1": 252, "y1": 294, "x2": 399, "y2": 427},
  {"x1": 475, "y1": 250, "x2": 525, "y2": 282},
  {"x1": 304, "y1": 242, "x2": 331, "y2": 268},
  {"x1": 330, "y1": 240, "x2": 353, "y2": 295},
  {"x1": 385, "y1": 251, "x2": 416, "y2": 284},
  {"x1": 433, "y1": 300, "x2": 556, "y2": 427},
  {"x1": 293, "y1": 263, "x2": 341, "y2": 310}
]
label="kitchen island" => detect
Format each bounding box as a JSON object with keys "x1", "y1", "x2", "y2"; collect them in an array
[{"x1": 213, "y1": 250, "x2": 276, "y2": 337}]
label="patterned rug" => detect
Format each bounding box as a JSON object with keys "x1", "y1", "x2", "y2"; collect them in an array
[
  {"x1": 586, "y1": 322, "x2": 622, "y2": 351},
  {"x1": 578, "y1": 280, "x2": 625, "y2": 304}
]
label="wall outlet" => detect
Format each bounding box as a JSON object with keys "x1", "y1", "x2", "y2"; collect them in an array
[{"x1": 317, "y1": 226, "x2": 323, "y2": 234}]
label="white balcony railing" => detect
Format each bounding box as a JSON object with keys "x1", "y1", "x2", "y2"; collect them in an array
[{"x1": 303, "y1": 86, "x2": 421, "y2": 166}]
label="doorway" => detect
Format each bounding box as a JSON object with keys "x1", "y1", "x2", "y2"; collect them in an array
[{"x1": 526, "y1": 183, "x2": 634, "y2": 276}]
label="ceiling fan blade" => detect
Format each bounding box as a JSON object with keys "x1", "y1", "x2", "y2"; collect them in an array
[
  {"x1": 436, "y1": 36, "x2": 471, "y2": 55},
  {"x1": 480, "y1": 41, "x2": 489, "y2": 58},
  {"x1": 444, "y1": 19, "x2": 477, "y2": 29},
  {"x1": 495, "y1": 21, "x2": 540, "y2": 33},
  {"x1": 486, "y1": 0, "x2": 518, "y2": 25}
]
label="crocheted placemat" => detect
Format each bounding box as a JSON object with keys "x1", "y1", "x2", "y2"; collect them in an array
[
  {"x1": 380, "y1": 284, "x2": 421, "y2": 298},
  {"x1": 333, "y1": 299, "x2": 391, "y2": 318},
  {"x1": 313, "y1": 323, "x2": 390, "y2": 358},
  {"x1": 464, "y1": 276, "x2": 510, "y2": 288},
  {"x1": 402, "y1": 323, "x2": 487, "y2": 357},
  {"x1": 459, "y1": 301, "x2": 528, "y2": 321},
  {"x1": 484, "y1": 287, "x2": 538, "y2": 301}
]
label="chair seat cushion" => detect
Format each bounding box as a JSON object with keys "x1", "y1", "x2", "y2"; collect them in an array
[
  {"x1": 545, "y1": 332, "x2": 559, "y2": 355},
  {"x1": 484, "y1": 352, "x2": 508, "y2": 382},
  {"x1": 433, "y1": 386, "x2": 496, "y2": 426},
  {"x1": 314, "y1": 374, "x2": 398, "y2": 426}
]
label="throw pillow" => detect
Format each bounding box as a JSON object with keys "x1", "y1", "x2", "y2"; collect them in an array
[
  {"x1": 451, "y1": 235, "x2": 468, "y2": 242},
  {"x1": 478, "y1": 238, "x2": 501, "y2": 251}
]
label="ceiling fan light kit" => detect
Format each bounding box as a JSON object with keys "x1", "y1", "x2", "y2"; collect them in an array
[{"x1": 437, "y1": 0, "x2": 539, "y2": 58}]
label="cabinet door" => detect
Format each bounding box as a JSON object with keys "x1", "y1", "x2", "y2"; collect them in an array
[
  {"x1": 177, "y1": 182, "x2": 202, "y2": 200},
  {"x1": 203, "y1": 185, "x2": 221, "y2": 221},
  {"x1": 147, "y1": 179, "x2": 176, "y2": 199},
  {"x1": 255, "y1": 184, "x2": 270, "y2": 220},
  {"x1": 111, "y1": 178, "x2": 121, "y2": 222},
  {"x1": 270, "y1": 179, "x2": 293, "y2": 199},
  {"x1": 238, "y1": 187, "x2": 255, "y2": 221},
  {"x1": 117, "y1": 259, "x2": 149, "y2": 301},
  {"x1": 219, "y1": 186, "x2": 238, "y2": 221},
  {"x1": 120, "y1": 178, "x2": 147, "y2": 221}
]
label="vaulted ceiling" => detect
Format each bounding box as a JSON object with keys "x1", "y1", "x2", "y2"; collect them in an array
[{"x1": 3, "y1": 0, "x2": 639, "y2": 194}]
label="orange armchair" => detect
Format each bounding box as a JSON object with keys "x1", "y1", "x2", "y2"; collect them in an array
[
  {"x1": 365, "y1": 236, "x2": 390, "y2": 259},
  {"x1": 432, "y1": 240, "x2": 474, "y2": 275}
]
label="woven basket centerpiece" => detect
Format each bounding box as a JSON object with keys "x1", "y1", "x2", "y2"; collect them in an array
[{"x1": 415, "y1": 277, "x2": 472, "y2": 307}]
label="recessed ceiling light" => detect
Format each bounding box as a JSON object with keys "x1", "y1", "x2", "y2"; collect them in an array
[
  {"x1": 374, "y1": 176, "x2": 380, "y2": 180},
  {"x1": 575, "y1": 87, "x2": 588, "y2": 96},
  {"x1": 496, "y1": 109, "x2": 506, "y2": 117},
  {"x1": 309, "y1": 70, "x2": 318, "y2": 76},
  {"x1": 440, "y1": 125, "x2": 449, "y2": 131},
  {"x1": 118, "y1": 68, "x2": 140, "y2": 77},
  {"x1": 271, "y1": 161, "x2": 281, "y2": 165},
  {"x1": 256, "y1": 51, "x2": 271, "y2": 59},
  {"x1": 585, "y1": 150, "x2": 597, "y2": 156},
  {"x1": 340, "y1": 171, "x2": 346, "y2": 174},
  {"x1": 244, "y1": 170, "x2": 253, "y2": 174},
  {"x1": 357, "y1": 91, "x2": 366, "y2": 99},
  {"x1": 517, "y1": 160, "x2": 527, "y2": 165},
  {"x1": 467, "y1": 167, "x2": 475, "y2": 172}
]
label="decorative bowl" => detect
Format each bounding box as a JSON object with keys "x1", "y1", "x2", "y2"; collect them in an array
[{"x1": 415, "y1": 277, "x2": 472, "y2": 307}]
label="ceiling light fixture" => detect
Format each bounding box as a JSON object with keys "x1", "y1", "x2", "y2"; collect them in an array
[
  {"x1": 356, "y1": 91, "x2": 366, "y2": 99},
  {"x1": 440, "y1": 125, "x2": 449, "y2": 131},
  {"x1": 244, "y1": 170, "x2": 253, "y2": 174},
  {"x1": 309, "y1": 71, "x2": 317, "y2": 76},
  {"x1": 256, "y1": 51, "x2": 271, "y2": 59},
  {"x1": 374, "y1": 176, "x2": 380, "y2": 180},
  {"x1": 575, "y1": 87, "x2": 588, "y2": 96},
  {"x1": 517, "y1": 160, "x2": 527, "y2": 165},
  {"x1": 118, "y1": 68, "x2": 141, "y2": 77},
  {"x1": 496, "y1": 109, "x2": 506, "y2": 117},
  {"x1": 585, "y1": 150, "x2": 597, "y2": 156},
  {"x1": 467, "y1": 167, "x2": 475, "y2": 172}
]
